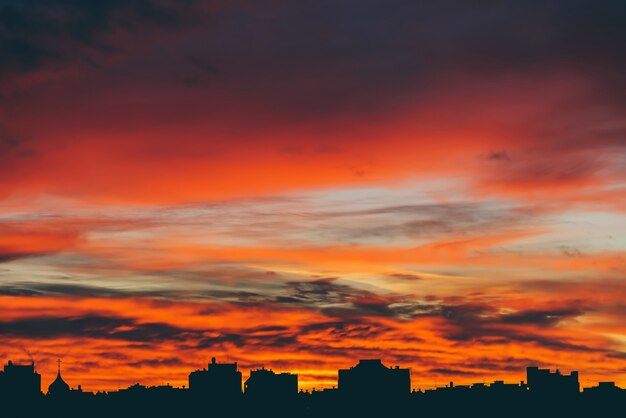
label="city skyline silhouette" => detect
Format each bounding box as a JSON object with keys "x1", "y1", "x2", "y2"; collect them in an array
[
  {"x1": 5, "y1": 354, "x2": 625, "y2": 394},
  {"x1": 0, "y1": 356, "x2": 623, "y2": 417}
]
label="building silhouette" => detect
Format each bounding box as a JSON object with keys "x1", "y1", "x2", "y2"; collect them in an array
[
  {"x1": 526, "y1": 366, "x2": 579, "y2": 396},
  {"x1": 0, "y1": 360, "x2": 41, "y2": 399},
  {"x1": 48, "y1": 359, "x2": 70, "y2": 397},
  {"x1": 244, "y1": 367, "x2": 298, "y2": 401},
  {"x1": 338, "y1": 359, "x2": 410, "y2": 400},
  {"x1": 188, "y1": 357, "x2": 242, "y2": 400},
  {"x1": 488, "y1": 379, "x2": 526, "y2": 396},
  {"x1": 583, "y1": 381, "x2": 625, "y2": 396}
]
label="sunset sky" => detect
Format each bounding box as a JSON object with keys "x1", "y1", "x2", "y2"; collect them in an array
[{"x1": 1, "y1": 1, "x2": 626, "y2": 392}]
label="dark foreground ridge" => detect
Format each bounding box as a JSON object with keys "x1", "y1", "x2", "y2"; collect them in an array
[{"x1": 0, "y1": 357, "x2": 623, "y2": 417}]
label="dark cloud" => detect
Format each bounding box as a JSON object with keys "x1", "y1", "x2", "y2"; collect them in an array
[
  {"x1": 299, "y1": 321, "x2": 350, "y2": 333},
  {"x1": 486, "y1": 151, "x2": 511, "y2": 161},
  {"x1": 300, "y1": 320, "x2": 394, "y2": 341},
  {"x1": 0, "y1": 276, "x2": 277, "y2": 302},
  {"x1": 437, "y1": 301, "x2": 586, "y2": 331},
  {"x1": 0, "y1": 276, "x2": 598, "y2": 356},
  {"x1": 468, "y1": 357, "x2": 539, "y2": 373},
  {"x1": 0, "y1": 314, "x2": 190, "y2": 342},
  {"x1": 199, "y1": 0, "x2": 626, "y2": 118},
  {"x1": 0, "y1": 0, "x2": 623, "y2": 210},
  {"x1": 0, "y1": 281, "x2": 178, "y2": 298},
  {"x1": 0, "y1": 296, "x2": 606, "y2": 361},
  {"x1": 249, "y1": 325, "x2": 290, "y2": 333},
  {"x1": 429, "y1": 368, "x2": 483, "y2": 377},
  {"x1": 179, "y1": 54, "x2": 218, "y2": 87},
  {"x1": 388, "y1": 273, "x2": 423, "y2": 281},
  {"x1": 489, "y1": 154, "x2": 604, "y2": 188},
  {"x1": 500, "y1": 308, "x2": 585, "y2": 326},
  {"x1": 201, "y1": 290, "x2": 264, "y2": 301},
  {"x1": 430, "y1": 300, "x2": 596, "y2": 352},
  {"x1": 278, "y1": 278, "x2": 354, "y2": 306},
  {"x1": 197, "y1": 333, "x2": 246, "y2": 348},
  {"x1": 276, "y1": 278, "x2": 434, "y2": 320},
  {"x1": 482, "y1": 333, "x2": 599, "y2": 354},
  {"x1": 607, "y1": 352, "x2": 626, "y2": 360},
  {"x1": 127, "y1": 357, "x2": 183, "y2": 368},
  {"x1": 315, "y1": 202, "x2": 535, "y2": 243},
  {"x1": 197, "y1": 329, "x2": 298, "y2": 350},
  {"x1": 99, "y1": 352, "x2": 130, "y2": 361},
  {"x1": 559, "y1": 246, "x2": 583, "y2": 258},
  {"x1": 0, "y1": 277, "x2": 429, "y2": 321},
  {"x1": 0, "y1": 0, "x2": 191, "y2": 75},
  {"x1": 0, "y1": 252, "x2": 46, "y2": 264},
  {"x1": 3, "y1": 1, "x2": 625, "y2": 111}
]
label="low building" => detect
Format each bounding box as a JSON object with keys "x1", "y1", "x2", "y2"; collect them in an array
[
  {"x1": 244, "y1": 368, "x2": 298, "y2": 401},
  {"x1": 583, "y1": 381, "x2": 624, "y2": 395},
  {"x1": 188, "y1": 357, "x2": 242, "y2": 400},
  {"x1": 338, "y1": 359, "x2": 410, "y2": 400}
]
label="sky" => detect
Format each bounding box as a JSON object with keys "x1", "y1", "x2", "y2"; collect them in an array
[{"x1": 1, "y1": 0, "x2": 626, "y2": 391}]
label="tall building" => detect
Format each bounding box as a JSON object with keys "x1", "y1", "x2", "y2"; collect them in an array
[
  {"x1": 188, "y1": 357, "x2": 242, "y2": 400},
  {"x1": 338, "y1": 359, "x2": 410, "y2": 400},
  {"x1": 244, "y1": 368, "x2": 298, "y2": 401},
  {"x1": 0, "y1": 360, "x2": 42, "y2": 399},
  {"x1": 526, "y1": 366, "x2": 579, "y2": 396}
]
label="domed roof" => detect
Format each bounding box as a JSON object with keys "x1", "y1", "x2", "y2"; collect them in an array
[{"x1": 48, "y1": 360, "x2": 70, "y2": 396}]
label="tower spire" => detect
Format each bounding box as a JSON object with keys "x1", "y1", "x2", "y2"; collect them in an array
[{"x1": 48, "y1": 357, "x2": 69, "y2": 396}]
